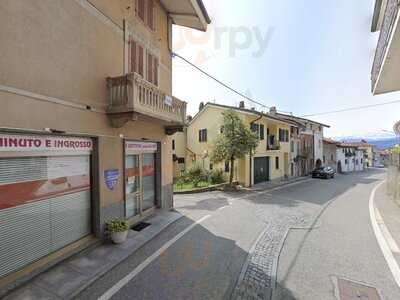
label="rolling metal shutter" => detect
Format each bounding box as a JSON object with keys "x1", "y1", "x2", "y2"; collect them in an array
[{"x1": 0, "y1": 154, "x2": 91, "y2": 278}]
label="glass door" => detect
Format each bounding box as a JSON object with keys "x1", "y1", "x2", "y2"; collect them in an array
[
  {"x1": 142, "y1": 153, "x2": 156, "y2": 212},
  {"x1": 125, "y1": 154, "x2": 140, "y2": 218}
]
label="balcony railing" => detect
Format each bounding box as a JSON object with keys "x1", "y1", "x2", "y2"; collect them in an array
[
  {"x1": 106, "y1": 73, "x2": 187, "y2": 127},
  {"x1": 371, "y1": 0, "x2": 400, "y2": 90},
  {"x1": 267, "y1": 139, "x2": 280, "y2": 151}
]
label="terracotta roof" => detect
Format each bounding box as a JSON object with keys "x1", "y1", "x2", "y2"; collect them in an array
[
  {"x1": 323, "y1": 138, "x2": 340, "y2": 145},
  {"x1": 275, "y1": 112, "x2": 330, "y2": 128}
]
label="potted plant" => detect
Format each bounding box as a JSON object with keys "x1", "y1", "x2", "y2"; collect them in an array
[{"x1": 106, "y1": 219, "x2": 130, "y2": 244}]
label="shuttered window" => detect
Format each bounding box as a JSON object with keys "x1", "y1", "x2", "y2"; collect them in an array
[
  {"x1": 147, "y1": 0, "x2": 154, "y2": 30},
  {"x1": 153, "y1": 57, "x2": 158, "y2": 86},
  {"x1": 138, "y1": 45, "x2": 144, "y2": 77},
  {"x1": 130, "y1": 38, "x2": 137, "y2": 73},
  {"x1": 137, "y1": 0, "x2": 145, "y2": 22},
  {"x1": 199, "y1": 129, "x2": 207, "y2": 142},
  {"x1": 147, "y1": 52, "x2": 153, "y2": 82}
]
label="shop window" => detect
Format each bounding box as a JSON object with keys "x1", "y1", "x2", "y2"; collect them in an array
[
  {"x1": 199, "y1": 129, "x2": 207, "y2": 142},
  {"x1": 275, "y1": 157, "x2": 279, "y2": 169}
]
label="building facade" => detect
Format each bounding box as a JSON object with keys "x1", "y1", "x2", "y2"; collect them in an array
[
  {"x1": 336, "y1": 144, "x2": 364, "y2": 173},
  {"x1": 185, "y1": 103, "x2": 296, "y2": 187},
  {"x1": 371, "y1": 0, "x2": 400, "y2": 94},
  {"x1": 274, "y1": 111, "x2": 330, "y2": 175},
  {"x1": 323, "y1": 138, "x2": 339, "y2": 171},
  {"x1": 0, "y1": 0, "x2": 209, "y2": 288}
]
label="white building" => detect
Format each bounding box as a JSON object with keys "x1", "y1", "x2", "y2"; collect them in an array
[{"x1": 336, "y1": 144, "x2": 364, "y2": 173}]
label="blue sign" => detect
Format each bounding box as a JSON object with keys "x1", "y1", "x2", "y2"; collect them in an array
[{"x1": 104, "y1": 169, "x2": 120, "y2": 191}]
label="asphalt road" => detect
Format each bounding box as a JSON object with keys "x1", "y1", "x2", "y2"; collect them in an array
[{"x1": 76, "y1": 169, "x2": 399, "y2": 300}]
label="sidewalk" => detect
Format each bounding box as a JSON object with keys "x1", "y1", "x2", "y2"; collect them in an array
[
  {"x1": 2, "y1": 211, "x2": 182, "y2": 300},
  {"x1": 374, "y1": 183, "x2": 400, "y2": 264},
  {"x1": 243, "y1": 176, "x2": 312, "y2": 192}
]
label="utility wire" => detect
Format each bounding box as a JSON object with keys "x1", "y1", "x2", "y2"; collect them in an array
[
  {"x1": 173, "y1": 52, "x2": 400, "y2": 119},
  {"x1": 173, "y1": 52, "x2": 292, "y2": 114},
  {"x1": 301, "y1": 99, "x2": 400, "y2": 117}
]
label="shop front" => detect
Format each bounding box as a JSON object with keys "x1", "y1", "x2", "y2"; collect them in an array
[
  {"x1": 0, "y1": 133, "x2": 93, "y2": 278},
  {"x1": 124, "y1": 141, "x2": 160, "y2": 223}
]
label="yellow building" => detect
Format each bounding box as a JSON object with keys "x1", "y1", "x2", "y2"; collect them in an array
[
  {"x1": 184, "y1": 103, "x2": 297, "y2": 187},
  {"x1": 0, "y1": 0, "x2": 210, "y2": 288}
]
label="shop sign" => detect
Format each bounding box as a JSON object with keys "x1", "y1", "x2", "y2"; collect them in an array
[
  {"x1": 0, "y1": 134, "x2": 92, "y2": 152},
  {"x1": 104, "y1": 169, "x2": 120, "y2": 191},
  {"x1": 125, "y1": 141, "x2": 157, "y2": 152}
]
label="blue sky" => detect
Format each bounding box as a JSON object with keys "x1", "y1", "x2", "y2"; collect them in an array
[{"x1": 172, "y1": 0, "x2": 400, "y2": 137}]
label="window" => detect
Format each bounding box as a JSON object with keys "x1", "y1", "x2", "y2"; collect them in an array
[
  {"x1": 199, "y1": 129, "x2": 207, "y2": 142},
  {"x1": 279, "y1": 129, "x2": 289, "y2": 142},
  {"x1": 225, "y1": 161, "x2": 230, "y2": 172},
  {"x1": 260, "y1": 124, "x2": 265, "y2": 140},
  {"x1": 129, "y1": 39, "x2": 136, "y2": 73},
  {"x1": 177, "y1": 157, "x2": 185, "y2": 164},
  {"x1": 172, "y1": 140, "x2": 175, "y2": 150},
  {"x1": 137, "y1": 0, "x2": 145, "y2": 22},
  {"x1": 345, "y1": 159, "x2": 348, "y2": 165},
  {"x1": 146, "y1": 51, "x2": 159, "y2": 86},
  {"x1": 331, "y1": 154, "x2": 334, "y2": 161},
  {"x1": 275, "y1": 157, "x2": 279, "y2": 169},
  {"x1": 136, "y1": 0, "x2": 155, "y2": 30},
  {"x1": 137, "y1": 45, "x2": 144, "y2": 76},
  {"x1": 290, "y1": 141, "x2": 294, "y2": 152},
  {"x1": 356, "y1": 159, "x2": 359, "y2": 165},
  {"x1": 146, "y1": 0, "x2": 154, "y2": 30},
  {"x1": 361, "y1": 158, "x2": 363, "y2": 164},
  {"x1": 210, "y1": 163, "x2": 213, "y2": 170},
  {"x1": 251, "y1": 123, "x2": 259, "y2": 135},
  {"x1": 323, "y1": 156, "x2": 326, "y2": 163},
  {"x1": 220, "y1": 126, "x2": 224, "y2": 133}
]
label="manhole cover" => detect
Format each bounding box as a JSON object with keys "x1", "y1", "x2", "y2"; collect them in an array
[
  {"x1": 337, "y1": 278, "x2": 381, "y2": 300},
  {"x1": 131, "y1": 222, "x2": 151, "y2": 232}
]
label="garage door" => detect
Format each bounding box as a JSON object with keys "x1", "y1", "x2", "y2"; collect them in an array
[
  {"x1": 254, "y1": 157, "x2": 269, "y2": 184},
  {"x1": 0, "y1": 134, "x2": 92, "y2": 278}
]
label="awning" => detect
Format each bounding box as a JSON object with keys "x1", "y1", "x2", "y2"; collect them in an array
[{"x1": 160, "y1": 0, "x2": 211, "y2": 31}]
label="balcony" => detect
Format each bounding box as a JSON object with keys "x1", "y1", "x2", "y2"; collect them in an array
[
  {"x1": 299, "y1": 147, "x2": 313, "y2": 158},
  {"x1": 371, "y1": 0, "x2": 400, "y2": 94},
  {"x1": 106, "y1": 73, "x2": 186, "y2": 133},
  {"x1": 267, "y1": 138, "x2": 280, "y2": 151}
]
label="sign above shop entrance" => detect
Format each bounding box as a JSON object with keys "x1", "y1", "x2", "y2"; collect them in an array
[
  {"x1": 0, "y1": 134, "x2": 92, "y2": 152},
  {"x1": 125, "y1": 141, "x2": 157, "y2": 153}
]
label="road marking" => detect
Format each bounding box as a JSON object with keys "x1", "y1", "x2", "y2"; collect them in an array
[
  {"x1": 98, "y1": 214, "x2": 211, "y2": 300},
  {"x1": 369, "y1": 181, "x2": 400, "y2": 287},
  {"x1": 375, "y1": 206, "x2": 400, "y2": 253}
]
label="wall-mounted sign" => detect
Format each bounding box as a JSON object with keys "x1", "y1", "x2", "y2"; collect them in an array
[
  {"x1": 125, "y1": 141, "x2": 157, "y2": 153},
  {"x1": 104, "y1": 169, "x2": 120, "y2": 191},
  {"x1": 164, "y1": 95, "x2": 173, "y2": 106},
  {"x1": 0, "y1": 134, "x2": 92, "y2": 152}
]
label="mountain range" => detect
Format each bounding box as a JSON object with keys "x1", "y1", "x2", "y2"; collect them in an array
[{"x1": 332, "y1": 132, "x2": 399, "y2": 150}]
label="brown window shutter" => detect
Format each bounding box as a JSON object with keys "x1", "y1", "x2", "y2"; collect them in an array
[
  {"x1": 138, "y1": 45, "x2": 144, "y2": 76},
  {"x1": 130, "y1": 39, "x2": 136, "y2": 73},
  {"x1": 147, "y1": 0, "x2": 154, "y2": 30},
  {"x1": 137, "y1": 0, "x2": 145, "y2": 22},
  {"x1": 153, "y1": 57, "x2": 158, "y2": 86},
  {"x1": 147, "y1": 52, "x2": 153, "y2": 82}
]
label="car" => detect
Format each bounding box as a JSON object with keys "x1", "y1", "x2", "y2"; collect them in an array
[{"x1": 312, "y1": 166, "x2": 335, "y2": 179}]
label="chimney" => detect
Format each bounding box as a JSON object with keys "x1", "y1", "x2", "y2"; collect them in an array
[
  {"x1": 199, "y1": 102, "x2": 204, "y2": 111},
  {"x1": 239, "y1": 101, "x2": 245, "y2": 109},
  {"x1": 269, "y1": 106, "x2": 277, "y2": 115}
]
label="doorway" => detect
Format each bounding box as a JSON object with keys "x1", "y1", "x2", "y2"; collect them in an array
[
  {"x1": 254, "y1": 157, "x2": 270, "y2": 184},
  {"x1": 125, "y1": 142, "x2": 157, "y2": 220}
]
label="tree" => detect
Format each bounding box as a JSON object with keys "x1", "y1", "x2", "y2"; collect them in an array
[{"x1": 211, "y1": 109, "x2": 259, "y2": 185}]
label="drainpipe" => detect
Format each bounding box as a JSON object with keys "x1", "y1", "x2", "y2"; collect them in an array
[{"x1": 249, "y1": 114, "x2": 263, "y2": 186}]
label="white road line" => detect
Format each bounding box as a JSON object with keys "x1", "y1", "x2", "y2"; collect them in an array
[
  {"x1": 98, "y1": 214, "x2": 211, "y2": 300},
  {"x1": 369, "y1": 181, "x2": 400, "y2": 287},
  {"x1": 375, "y1": 206, "x2": 400, "y2": 253}
]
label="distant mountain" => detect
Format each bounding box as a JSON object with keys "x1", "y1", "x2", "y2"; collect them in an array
[{"x1": 332, "y1": 132, "x2": 399, "y2": 150}]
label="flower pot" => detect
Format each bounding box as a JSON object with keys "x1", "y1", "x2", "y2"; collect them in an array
[{"x1": 111, "y1": 230, "x2": 129, "y2": 244}]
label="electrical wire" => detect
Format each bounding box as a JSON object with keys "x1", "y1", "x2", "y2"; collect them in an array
[
  {"x1": 301, "y1": 99, "x2": 400, "y2": 117},
  {"x1": 173, "y1": 52, "x2": 292, "y2": 114}
]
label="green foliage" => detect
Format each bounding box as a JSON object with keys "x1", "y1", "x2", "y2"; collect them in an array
[
  {"x1": 183, "y1": 164, "x2": 207, "y2": 187},
  {"x1": 106, "y1": 219, "x2": 129, "y2": 233},
  {"x1": 209, "y1": 169, "x2": 226, "y2": 184},
  {"x1": 211, "y1": 110, "x2": 259, "y2": 183}
]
